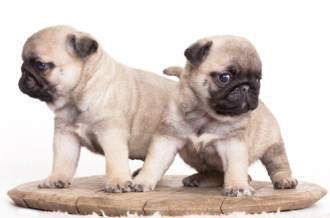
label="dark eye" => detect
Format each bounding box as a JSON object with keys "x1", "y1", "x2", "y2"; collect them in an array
[
  {"x1": 33, "y1": 60, "x2": 47, "y2": 72},
  {"x1": 217, "y1": 72, "x2": 231, "y2": 84}
]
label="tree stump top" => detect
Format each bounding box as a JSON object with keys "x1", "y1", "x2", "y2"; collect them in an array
[{"x1": 8, "y1": 175, "x2": 326, "y2": 216}]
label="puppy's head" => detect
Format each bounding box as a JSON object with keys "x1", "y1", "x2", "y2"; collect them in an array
[
  {"x1": 19, "y1": 25, "x2": 99, "y2": 103},
  {"x1": 183, "y1": 36, "x2": 262, "y2": 117}
]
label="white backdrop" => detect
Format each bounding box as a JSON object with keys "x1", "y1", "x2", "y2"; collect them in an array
[{"x1": 0, "y1": 0, "x2": 329, "y2": 217}]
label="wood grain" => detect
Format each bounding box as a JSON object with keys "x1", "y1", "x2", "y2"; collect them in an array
[{"x1": 7, "y1": 175, "x2": 327, "y2": 216}]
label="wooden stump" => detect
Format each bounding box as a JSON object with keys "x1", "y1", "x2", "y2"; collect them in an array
[{"x1": 7, "y1": 175, "x2": 326, "y2": 216}]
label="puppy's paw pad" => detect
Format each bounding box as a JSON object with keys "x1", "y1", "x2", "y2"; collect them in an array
[
  {"x1": 274, "y1": 177, "x2": 298, "y2": 189},
  {"x1": 103, "y1": 181, "x2": 133, "y2": 193},
  {"x1": 38, "y1": 179, "x2": 71, "y2": 189},
  {"x1": 223, "y1": 185, "x2": 255, "y2": 197},
  {"x1": 182, "y1": 175, "x2": 202, "y2": 187}
]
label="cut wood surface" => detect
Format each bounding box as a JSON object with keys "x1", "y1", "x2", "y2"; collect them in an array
[{"x1": 7, "y1": 175, "x2": 327, "y2": 216}]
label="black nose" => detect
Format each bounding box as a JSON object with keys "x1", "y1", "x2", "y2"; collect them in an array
[
  {"x1": 19, "y1": 76, "x2": 32, "y2": 93},
  {"x1": 24, "y1": 76, "x2": 36, "y2": 89},
  {"x1": 20, "y1": 67, "x2": 38, "y2": 90},
  {"x1": 241, "y1": 85, "x2": 249, "y2": 93}
]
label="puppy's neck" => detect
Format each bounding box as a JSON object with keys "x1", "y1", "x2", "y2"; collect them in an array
[
  {"x1": 71, "y1": 50, "x2": 119, "y2": 112},
  {"x1": 178, "y1": 81, "x2": 203, "y2": 114},
  {"x1": 47, "y1": 96, "x2": 72, "y2": 112},
  {"x1": 47, "y1": 49, "x2": 119, "y2": 112}
]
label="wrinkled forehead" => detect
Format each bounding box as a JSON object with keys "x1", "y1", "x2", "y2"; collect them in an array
[
  {"x1": 201, "y1": 39, "x2": 262, "y2": 74},
  {"x1": 22, "y1": 27, "x2": 74, "y2": 63}
]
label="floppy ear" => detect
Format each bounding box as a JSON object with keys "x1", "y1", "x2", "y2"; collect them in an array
[
  {"x1": 184, "y1": 40, "x2": 212, "y2": 67},
  {"x1": 67, "y1": 34, "x2": 98, "y2": 59},
  {"x1": 163, "y1": 66, "x2": 184, "y2": 79}
]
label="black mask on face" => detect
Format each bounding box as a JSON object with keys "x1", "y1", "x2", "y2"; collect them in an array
[
  {"x1": 208, "y1": 71, "x2": 261, "y2": 116},
  {"x1": 18, "y1": 60, "x2": 56, "y2": 102}
]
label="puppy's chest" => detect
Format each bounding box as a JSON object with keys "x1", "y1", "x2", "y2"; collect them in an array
[
  {"x1": 72, "y1": 122, "x2": 101, "y2": 154},
  {"x1": 199, "y1": 121, "x2": 243, "y2": 141},
  {"x1": 185, "y1": 120, "x2": 244, "y2": 165}
]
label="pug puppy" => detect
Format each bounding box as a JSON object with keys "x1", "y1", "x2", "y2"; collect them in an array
[
  {"x1": 18, "y1": 25, "x2": 178, "y2": 193},
  {"x1": 135, "y1": 35, "x2": 297, "y2": 196}
]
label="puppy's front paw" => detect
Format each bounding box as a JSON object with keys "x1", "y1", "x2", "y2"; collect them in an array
[
  {"x1": 131, "y1": 183, "x2": 155, "y2": 192},
  {"x1": 38, "y1": 175, "x2": 71, "y2": 189},
  {"x1": 132, "y1": 177, "x2": 156, "y2": 192},
  {"x1": 103, "y1": 180, "x2": 133, "y2": 193},
  {"x1": 223, "y1": 185, "x2": 255, "y2": 197},
  {"x1": 273, "y1": 177, "x2": 298, "y2": 189}
]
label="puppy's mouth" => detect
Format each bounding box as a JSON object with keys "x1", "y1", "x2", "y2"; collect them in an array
[
  {"x1": 209, "y1": 82, "x2": 259, "y2": 116},
  {"x1": 18, "y1": 68, "x2": 56, "y2": 102}
]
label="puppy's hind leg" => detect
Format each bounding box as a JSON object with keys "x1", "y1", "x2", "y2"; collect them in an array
[
  {"x1": 261, "y1": 143, "x2": 298, "y2": 189},
  {"x1": 183, "y1": 171, "x2": 224, "y2": 187},
  {"x1": 183, "y1": 171, "x2": 252, "y2": 187}
]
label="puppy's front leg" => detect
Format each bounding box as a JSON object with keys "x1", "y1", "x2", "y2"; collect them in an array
[
  {"x1": 216, "y1": 140, "x2": 254, "y2": 197},
  {"x1": 96, "y1": 127, "x2": 132, "y2": 193},
  {"x1": 261, "y1": 143, "x2": 297, "y2": 189},
  {"x1": 39, "y1": 125, "x2": 81, "y2": 189},
  {"x1": 133, "y1": 135, "x2": 183, "y2": 192}
]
